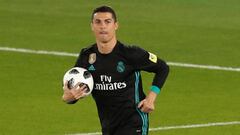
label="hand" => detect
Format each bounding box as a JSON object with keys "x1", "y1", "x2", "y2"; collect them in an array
[
  {"x1": 62, "y1": 81, "x2": 75, "y2": 102},
  {"x1": 138, "y1": 91, "x2": 157, "y2": 113},
  {"x1": 70, "y1": 83, "x2": 88, "y2": 100},
  {"x1": 62, "y1": 82, "x2": 87, "y2": 102}
]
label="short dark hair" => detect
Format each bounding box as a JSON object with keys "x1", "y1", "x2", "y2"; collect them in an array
[{"x1": 91, "y1": 5, "x2": 117, "y2": 22}]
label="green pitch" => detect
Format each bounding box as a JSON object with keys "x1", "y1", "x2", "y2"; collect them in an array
[{"x1": 0, "y1": 0, "x2": 239, "y2": 135}]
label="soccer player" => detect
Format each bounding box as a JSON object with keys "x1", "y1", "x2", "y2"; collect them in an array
[{"x1": 62, "y1": 5, "x2": 169, "y2": 135}]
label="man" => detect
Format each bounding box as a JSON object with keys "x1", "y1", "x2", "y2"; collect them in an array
[{"x1": 62, "y1": 5, "x2": 169, "y2": 135}]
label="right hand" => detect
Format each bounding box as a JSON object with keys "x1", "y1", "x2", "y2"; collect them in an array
[{"x1": 62, "y1": 82, "x2": 88, "y2": 102}]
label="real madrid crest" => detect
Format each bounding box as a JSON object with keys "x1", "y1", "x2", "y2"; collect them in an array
[
  {"x1": 117, "y1": 61, "x2": 125, "y2": 73},
  {"x1": 89, "y1": 53, "x2": 96, "y2": 64}
]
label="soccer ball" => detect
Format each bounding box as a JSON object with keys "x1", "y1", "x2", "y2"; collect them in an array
[{"x1": 63, "y1": 67, "x2": 94, "y2": 96}]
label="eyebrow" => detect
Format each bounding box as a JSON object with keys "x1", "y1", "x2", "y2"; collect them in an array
[{"x1": 95, "y1": 18, "x2": 113, "y2": 21}]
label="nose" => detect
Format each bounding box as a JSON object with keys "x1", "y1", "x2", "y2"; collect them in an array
[{"x1": 99, "y1": 22, "x2": 107, "y2": 29}]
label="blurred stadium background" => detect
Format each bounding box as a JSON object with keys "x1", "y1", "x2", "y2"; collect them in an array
[{"x1": 0, "y1": 0, "x2": 239, "y2": 135}]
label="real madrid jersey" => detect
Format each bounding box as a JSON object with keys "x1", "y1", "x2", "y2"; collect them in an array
[{"x1": 74, "y1": 41, "x2": 169, "y2": 131}]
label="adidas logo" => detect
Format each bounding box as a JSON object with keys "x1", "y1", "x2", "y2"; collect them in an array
[{"x1": 88, "y1": 65, "x2": 95, "y2": 71}]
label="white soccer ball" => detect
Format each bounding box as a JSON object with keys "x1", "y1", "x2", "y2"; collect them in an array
[{"x1": 63, "y1": 67, "x2": 94, "y2": 96}]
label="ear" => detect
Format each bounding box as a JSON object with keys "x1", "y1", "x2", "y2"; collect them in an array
[
  {"x1": 115, "y1": 22, "x2": 119, "y2": 30},
  {"x1": 91, "y1": 22, "x2": 94, "y2": 31}
]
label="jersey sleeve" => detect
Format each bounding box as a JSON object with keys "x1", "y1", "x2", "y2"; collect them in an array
[
  {"x1": 66, "y1": 49, "x2": 85, "y2": 104},
  {"x1": 127, "y1": 46, "x2": 169, "y2": 94},
  {"x1": 74, "y1": 45, "x2": 95, "y2": 68},
  {"x1": 74, "y1": 49, "x2": 85, "y2": 67}
]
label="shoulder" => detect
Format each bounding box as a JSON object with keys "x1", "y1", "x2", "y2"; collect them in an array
[
  {"x1": 80, "y1": 44, "x2": 96, "y2": 55},
  {"x1": 118, "y1": 41, "x2": 149, "y2": 62},
  {"x1": 118, "y1": 41, "x2": 147, "y2": 55},
  {"x1": 75, "y1": 44, "x2": 96, "y2": 67},
  {"x1": 81, "y1": 44, "x2": 96, "y2": 53}
]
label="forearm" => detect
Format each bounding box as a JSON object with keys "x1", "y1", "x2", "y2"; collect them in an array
[
  {"x1": 146, "y1": 91, "x2": 157, "y2": 103},
  {"x1": 152, "y1": 59, "x2": 169, "y2": 90}
]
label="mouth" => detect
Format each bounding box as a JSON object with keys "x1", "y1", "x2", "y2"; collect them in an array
[{"x1": 99, "y1": 31, "x2": 108, "y2": 35}]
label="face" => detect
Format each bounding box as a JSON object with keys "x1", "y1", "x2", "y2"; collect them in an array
[{"x1": 91, "y1": 12, "x2": 118, "y2": 43}]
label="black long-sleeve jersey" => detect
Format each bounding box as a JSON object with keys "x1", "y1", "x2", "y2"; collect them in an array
[{"x1": 74, "y1": 41, "x2": 169, "y2": 135}]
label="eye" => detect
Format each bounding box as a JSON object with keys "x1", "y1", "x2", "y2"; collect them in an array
[
  {"x1": 105, "y1": 19, "x2": 112, "y2": 24},
  {"x1": 94, "y1": 19, "x2": 101, "y2": 24}
]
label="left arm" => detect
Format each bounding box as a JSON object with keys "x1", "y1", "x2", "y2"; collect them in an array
[
  {"x1": 138, "y1": 58, "x2": 169, "y2": 113},
  {"x1": 129, "y1": 46, "x2": 170, "y2": 113}
]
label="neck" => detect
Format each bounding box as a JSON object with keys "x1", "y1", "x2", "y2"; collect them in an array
[{"x1": 96, "y1": 38, "x2": 117, "y2": 54}]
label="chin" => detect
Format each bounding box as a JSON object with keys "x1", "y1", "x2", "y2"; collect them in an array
[
  {"x1": 99, "y1": 38, "x2": 110, "y2": 43},
  {"x1": 97, "y1": 36, "x2": 114, "y2": 44}
]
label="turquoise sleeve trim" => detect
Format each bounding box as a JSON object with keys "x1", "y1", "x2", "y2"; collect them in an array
[{"x1": 151, "y1": 85, "x2": 161, "y2": 94}]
